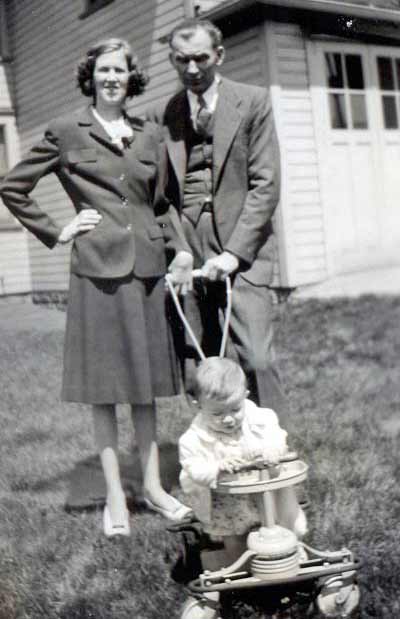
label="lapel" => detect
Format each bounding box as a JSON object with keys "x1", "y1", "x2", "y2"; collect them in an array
[
  {"x1": 164, "y1": 91, "x2": 189, "y2": 197},
  {"x1": 213, "y1": 79, "x2": 243, "y2": 190},
  {"x1": 76, "y1": 106, "x2": 141, "y2": 155}
]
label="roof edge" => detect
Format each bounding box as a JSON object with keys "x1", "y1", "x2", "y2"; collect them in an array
[{"x1": 201, "y1": 0, "x2": 400, "y2": 24}]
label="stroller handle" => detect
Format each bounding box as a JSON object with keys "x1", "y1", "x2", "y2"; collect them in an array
[
  {"x1": 165, "y1": 271, "x2": 232, "y2": 360},
  {"x1": 166, "y1": 269, "x2": 228, "y2": 280}
]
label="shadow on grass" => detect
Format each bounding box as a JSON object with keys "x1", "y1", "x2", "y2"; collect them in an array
[{"x1": 64, "y1": 443, "x2": 181, "y2": 512}]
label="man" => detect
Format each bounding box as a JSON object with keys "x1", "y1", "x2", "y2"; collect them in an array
[{"x1": 148, "y1": 18, "x2": 288, "y2": 425}]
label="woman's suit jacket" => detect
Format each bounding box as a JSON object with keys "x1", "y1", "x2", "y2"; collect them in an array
[{"x1": 0, "y1": 107, "x2": 189, "y2": 280}]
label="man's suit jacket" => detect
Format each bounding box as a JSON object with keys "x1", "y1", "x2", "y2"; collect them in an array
[
  {"x1": 147, "y1": 78, "x2": 281, "y2": 285},
  {"x1": 0, "y1": 107, "x2": 189, "y2": 280}
]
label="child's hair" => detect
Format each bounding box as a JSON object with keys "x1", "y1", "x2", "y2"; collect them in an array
[{"x1": 195, "y1": 357, "x2": 247, "y2": 404}]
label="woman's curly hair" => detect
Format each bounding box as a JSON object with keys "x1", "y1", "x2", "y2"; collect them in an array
[{"x1": 76, "y1": 38, "x2": 149, "y2": 99}]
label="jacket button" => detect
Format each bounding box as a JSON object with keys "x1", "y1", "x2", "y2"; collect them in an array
[
  {"x1": 121, "y1": 197, "x2": 128, "y2": 207},
  {"x1": 126, "y1": 224, "x2": 132, "y2": 231},
  {"x1": 120, "y1": 174, "x2": 125, "y2": 181}
]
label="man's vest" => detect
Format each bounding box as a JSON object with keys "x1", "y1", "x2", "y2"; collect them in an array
[{"x1": 182, "y1": 117, "x2": 214, "y2": 228}]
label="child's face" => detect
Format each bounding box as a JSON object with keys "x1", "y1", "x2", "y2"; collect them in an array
[{"x1": 199, "y1": 390, "x2": 247, "y2": 435}]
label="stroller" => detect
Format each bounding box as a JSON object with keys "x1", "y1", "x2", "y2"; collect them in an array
[{"x1": 165, "y1": 274, "x2": 360, "y2": 619}]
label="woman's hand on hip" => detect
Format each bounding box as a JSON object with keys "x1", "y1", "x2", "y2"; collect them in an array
[
  {"x1": 168, "y1": 251, "x2": 194, "y2": 296},
  {"x1": 57, "y1": 209, "x2": 102, "y2": 244}
]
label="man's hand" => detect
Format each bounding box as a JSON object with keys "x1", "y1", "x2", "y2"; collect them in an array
[
  {"x1": 58, "y1": 209, "x2": 102, "y2": 244},
  {"x1": 201, "y1": 251, "x2": 239, "y2": 282},
  {"x1": 168, "y1": 251, "x2": 194, "y2": 296}
]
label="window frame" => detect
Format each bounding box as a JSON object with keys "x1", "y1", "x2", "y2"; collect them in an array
[
  {"x1": 79, "y1": 0, "x2": 115, "y2": 20},
  {"x1": 376, "y1": 54, "x2": 400, "y2": 130},
  {"x1": 324, "y1": 51, "x2": 369, "y2": 131},
  {"x1": 0, "y1": 115, "x2": 22, "y2": 230}
]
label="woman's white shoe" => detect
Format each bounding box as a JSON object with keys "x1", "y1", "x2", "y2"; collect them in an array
[
  {"x1": 144, "y1": 496, "x2": 193, "y2": 523},
  {"x1": 103, "y1": 504, "x2": 131, "y2": 537}
]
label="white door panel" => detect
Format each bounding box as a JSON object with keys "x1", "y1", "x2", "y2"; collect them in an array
[{"x1": 308, "y1": 41, "x2": 400, "y2": 276}]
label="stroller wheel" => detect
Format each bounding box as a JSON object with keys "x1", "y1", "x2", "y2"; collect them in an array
[
  {"x1": 181, "y1": 594, "x2": 220, "y2": 619},
  {"x1": 316, "y1": 580, "x2": 360, "y2": 618}
]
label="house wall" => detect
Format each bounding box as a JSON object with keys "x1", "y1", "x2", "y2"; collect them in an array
[
  {"x1": 4, "y1": 0, "x2": 325, "y2": 292},
  {"x1": 265, "y1": 22, "x2": 327, "y2": 286},
  {"x1": 0, "y1": 58, "x2": 31, "y2": 296},
  {"x1": 196, "y1": 0, "x2": 400, "y2": 11},
  {"x1": 218, "y1": 25, "x2": 283, "y2": 285},
  {"x1": 220, "y1": 21, "x2": 327, "y2": 287},
  {"x1": 5, "y1": 0, "x2": 186, "y2": 292}
]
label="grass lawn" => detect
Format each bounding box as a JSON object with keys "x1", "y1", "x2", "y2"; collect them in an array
[{"x1": 0, "y1": 295, "x2": 399, "y2": 619}]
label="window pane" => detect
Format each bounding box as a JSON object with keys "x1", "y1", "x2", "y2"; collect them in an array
[
  {"x1": 325, "y1": 52, "x2": 344, "y2": 88},
  {"x1": 396, "y1": 59, "x2": 400, "y2": 90},
  {"x1": 377, "y1": 57, "x2": 394, "y2": 91},
  {"x1": 345, "y1": 54, "x2": 364, "y2": 89},
  {"x1": 351, "y1": 95, "x2": 368, "y2": 129},
  {"x1": 0, "y1": 127, "x2": 8, "y2": 178},
  {"x1": 329, "y1": 93, "x2": 347, "y2": 129},
  {"x1": 382, "y1": 95, "x2": 398, "y2": 129}
]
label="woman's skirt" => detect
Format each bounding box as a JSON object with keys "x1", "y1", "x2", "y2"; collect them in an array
[{"x1": 61, "y1": 272, "x2": 178, "y2": 404}]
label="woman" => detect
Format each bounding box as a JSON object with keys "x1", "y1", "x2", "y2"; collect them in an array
[{"x1": 0, "y1": 38, "x2": 193, "y2": 536}]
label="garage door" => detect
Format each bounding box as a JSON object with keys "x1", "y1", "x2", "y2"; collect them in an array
[{"x1": 308, "y1": 41, "x2": 400, "y2": 276}]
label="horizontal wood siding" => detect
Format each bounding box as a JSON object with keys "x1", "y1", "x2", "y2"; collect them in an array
[
  {"x1": 221, "y1": 26, "x2": 285, "y2": 285},
  {"x1": 7, "y1": 0, "x2": 185, "y2": 292},
  {"x1": 0, "y1": 64, "x2": 13, "y2": 109},
  {"x1": 0, "y1": 229, "x2": 31, "y2": 294},
  {"x1": 220, "y1": 26, "x2": 265, "y2": 85},
  {"x1": 0, "y1": 54, "x2": 31, "y2": 294},
  {"x1": 268, "y1": 22, "x2": 327, "y2": 287}
]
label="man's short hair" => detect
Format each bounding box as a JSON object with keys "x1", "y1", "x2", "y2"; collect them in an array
[
  {"x1": 168, "y1": 18, "x2": 223, "y2": 50},
  {"x1": 195, "y1": 357, "x2": 247, "y2": 403}
]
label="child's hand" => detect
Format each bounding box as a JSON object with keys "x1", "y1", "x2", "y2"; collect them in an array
[
  {"x1": 242, "y1": 444, "x2": 263, "y2": 461},
  {"x1": 219, "y1": 456, "x2": 246, "y2": 474},
  {"x1": 262, "y1": 447, "x2": 284, "y2": 466}
]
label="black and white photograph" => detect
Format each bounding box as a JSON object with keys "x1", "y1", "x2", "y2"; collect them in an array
[{"x1": 0, "y1": 1, "x2": 399, "y2": 618}]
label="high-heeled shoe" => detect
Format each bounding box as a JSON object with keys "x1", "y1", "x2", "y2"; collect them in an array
[
  {"x1": 103, "y1": 504, "x2": 131, "y2": 537},
  {"x1": 143, "y1": 495, "x2": 193, "y2": 523}
]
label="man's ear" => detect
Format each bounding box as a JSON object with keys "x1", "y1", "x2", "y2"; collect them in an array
[
  {"x1": 215, "y1": 46, "x2": 225, "y2": 66},
  {"x1": 169, "y1": 51, "x2": 177, "y2": 68}
]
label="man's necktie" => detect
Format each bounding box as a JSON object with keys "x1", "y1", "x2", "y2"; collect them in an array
[{"x1": 195, "y1": 94, "x2": 213, "y2": 136}]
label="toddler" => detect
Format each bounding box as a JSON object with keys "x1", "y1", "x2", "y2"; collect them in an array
[{"x1": 179, "y1": 357, "x2": 307, "y2": 562}]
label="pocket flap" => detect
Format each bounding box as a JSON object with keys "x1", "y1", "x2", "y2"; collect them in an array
[
  {"x1": 148, "y1": 224, "x2": 164, "y2": 240},
  {"x1": 137, "y1": 150, "x2": 156, "y2": 164},
  {"x1": 67, "y1": 149, "x2": 97, "y2": 164}
]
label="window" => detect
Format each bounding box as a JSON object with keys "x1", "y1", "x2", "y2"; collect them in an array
[
  {"x1": 325, "y1": 52, "x2": 368, "y2": 130},
  {"x1": 79, "y1": 0, "x2": 115, "y2": 20},
  {"x1": 377, "y1": 56, "x2": 400, "y2": 129}
]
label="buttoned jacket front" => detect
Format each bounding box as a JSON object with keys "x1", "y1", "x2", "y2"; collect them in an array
[
  {"x1": 0, "y1": 107, "x2": 189, "y2": 280},
  {"x1": 147, "y1": 78, "x2": 281, "y2": 285}
]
